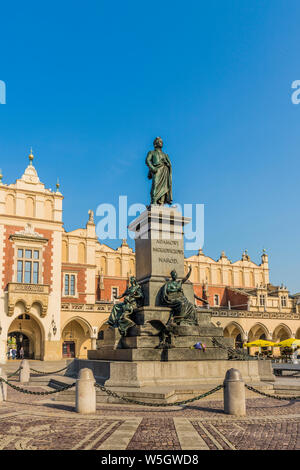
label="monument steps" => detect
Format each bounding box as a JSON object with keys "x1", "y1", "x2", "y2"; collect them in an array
[{"x1": 88, "y1": 347, "x2": 228, "y2": 361}]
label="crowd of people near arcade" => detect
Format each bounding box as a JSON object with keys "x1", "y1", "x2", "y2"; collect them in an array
[{"x1": 7, "y1": 335, "x2": 25, "y2": 360}]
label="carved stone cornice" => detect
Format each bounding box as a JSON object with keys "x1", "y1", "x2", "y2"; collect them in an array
[
  {"x1": 210, "y1": 309, "x2": 299, "y2": 320},
  {"x1": 6, "y1": 283, "x2": 50, "y2": 317},
  {"x1": 9, "y1": 224, "x2": 48, "y2": 244},
  {"x1": 61, "y1": 302, "x2": 111, "y2": 313}
]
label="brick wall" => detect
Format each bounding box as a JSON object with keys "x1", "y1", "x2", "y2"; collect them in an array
[
  {"x1": 98, "y1": 277, "x2": 129, "y2": 302},
  {"x1": 226, "y1": 288, "x2": 249, "y2": 310}
]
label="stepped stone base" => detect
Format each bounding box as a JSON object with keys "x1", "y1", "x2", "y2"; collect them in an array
[
  {"x1": 88, "y1": 347, "x2": 227, "y2": 362},
  {"x1": 70, "y1": 358, "x2": 274, "y2": 389},
  {"x1": 90, "y1": 308, "x2": 230, "y2": 362}
]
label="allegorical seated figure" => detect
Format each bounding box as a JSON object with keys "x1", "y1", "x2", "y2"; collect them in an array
[
  {"x1": 146, "y1": 136, "x2": 172, "y2": 205},
  {"x1": 161, "y1": 266, "x2": 198, "y2": 326},
  {"x1": 106, "y1": 276, "x2": 144, "y2": 336}
]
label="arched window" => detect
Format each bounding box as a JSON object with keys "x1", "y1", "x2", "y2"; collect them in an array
[
  {"x1": 5, "y1": 194, "x2": 15, "y2": 215},
  {"x1": 192, "y1": 266, "x2": 199, "y2": 283},
  {"x1": 205, "y1": 267, "x2": 211, "y2": 283},
  {"x1": 25, "y1": 197, "x2": 35, "y2": 218},
  {"x1": 214, "y1": 294, "x2": 220, "y2": 306},
  {"x1": 100, "y1": 256, "x2": 107, "y2": 275},
  {"x1": 62, "y1": 240, "x2": 68, "y2": 262},
  {"x1": 115, "y1": 257, "x2": 121, "y2": 277},
  {"x1": 129, "y1": 258, "x2": 135, "y2": 276},
  {"x1": 44, "y1": 199, "x2": 53, "y2": 220},
  {"x1": 78, "y1": 243, "x2": 86, "y2": 264}
]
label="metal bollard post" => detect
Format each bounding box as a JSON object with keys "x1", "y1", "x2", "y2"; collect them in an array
[
  {"x1": 223, "y1": 368, "x2": 246, "y2": 416},
  {"x1": 76, "y1": 368, "x2": 96, "y2": 414},
  {"x1": 19, "y1": 359, "x2": 30, "y2": 383},
  {"x1": 0, "y1": 368, "x2": 7, "y2": 402}
]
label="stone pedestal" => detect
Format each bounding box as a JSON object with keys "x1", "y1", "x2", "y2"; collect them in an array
[
  {"x1": 89, "y1": 308, "x2": 231, "y2": 362},
  {"x1": 88, "y1": 205, "x2": 232, "y2": 366},
  {"x1": 128, "y1": 205, "x2": 194, "y2": 306},
  {"x1": 86, "y1": 205, "x2": 271, "y2": 393}
]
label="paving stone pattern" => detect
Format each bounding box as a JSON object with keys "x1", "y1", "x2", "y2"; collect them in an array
[{"x1": 0, "y1": 385, "x2": 299, "y2": 450}]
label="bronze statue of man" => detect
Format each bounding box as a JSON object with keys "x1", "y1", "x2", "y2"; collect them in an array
[{"x1": 146, "y1": 137, "x2": 172, "y2": 205}]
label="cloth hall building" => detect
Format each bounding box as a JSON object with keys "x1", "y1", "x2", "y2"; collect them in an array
[{"x1": 0, "y1": 153, "x2": 299, "y2": 363}]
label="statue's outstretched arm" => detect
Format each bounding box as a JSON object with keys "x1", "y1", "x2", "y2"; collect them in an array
[
  {"x1": 194, "y1": 293, "x2": 209, "y2": 304},
  {"x1": 182, "y1": 265, "x2": 192, "y2": 284},
  {"x1": 115, "y1": 290, "x2": 127, "y2": 300}
]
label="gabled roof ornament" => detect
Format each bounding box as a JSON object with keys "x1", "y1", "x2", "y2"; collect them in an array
[{"x1": 29, "y1": 147, "x2": 34, "y2": 166}]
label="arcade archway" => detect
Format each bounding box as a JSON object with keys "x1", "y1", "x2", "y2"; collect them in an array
[
  {"x1": 8, "y1": 313, "x2": 44, "y2": 360},
  {"x1": 223, "y1": 322, "x2": 245, "y2": 348},
  {"x1": 61, "y1": 318, "x2": 93, "y2": 359},
  {"x1": 272, "y1": 324, "x2": 292, "y2": 343}
]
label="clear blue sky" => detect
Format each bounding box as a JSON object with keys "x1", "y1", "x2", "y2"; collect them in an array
[{"x1": 0, "y1": 1, "x2": 299, "y2": 292}]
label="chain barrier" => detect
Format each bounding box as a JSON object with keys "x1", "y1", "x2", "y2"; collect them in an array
[
  {"x1": 95, "y1": 383, "x2": 224, "y2": 407},
  {"x1": 29, "y1": 365, "x2": 69, "y2": 375},
  {"x1": 3, "y1": 367, "x2": 300, "y2": 403},
  {"x1": 0, "y1": 377, "x2": 76, "y2": 396},
  {"x1": 245, "y1": 384, "x2": 300, "y2": 401},
  {"x1": 6, "y1": 367, "x2": 22, "y2": 378},
  {"x1": 212, "y1": 337, "x2": 258, "y2": 361}
]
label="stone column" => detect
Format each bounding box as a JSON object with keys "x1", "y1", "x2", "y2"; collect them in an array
[
  {"x1": 19, "y1": 359, "x2": 30, "y2": 383},
  {"x1": 223, "y1": 368, "x2": 246, "y2": 416},
  {"x1": 76, "y1": 368, "x2": 96, "y2": 414},
  {"x1": 91, "y1": 338, "x2": 97, "y2": 350},
  {"x1": 0, "y1": 368, "x2": 7, "y2": 402}
]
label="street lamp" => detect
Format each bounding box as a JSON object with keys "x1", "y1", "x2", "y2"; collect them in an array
[{"x1": 51, "y1": 318, "x2": 57, "y2": 336}]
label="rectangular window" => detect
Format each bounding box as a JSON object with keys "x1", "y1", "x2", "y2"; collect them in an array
[
  {"x1": 259, "y1": 295, "x2": 265, "y2": 306},
  {"x1": 33, "y1": 262, "x2": 39, "y2": 284},
  {"x1": 111, "y1": 287, "x2": 119, "y2": 300},
  {"x1": 64, "y1": 274, "x2": 69, "y2": 296},
  {"x1": 281, "y1": 296, "x2": 287, "y2": 307},
  {"x1": 24, "y1": 261, "x2": 32, "y2": 283},
  {"x1": 70, "y1": 275, "x2": 75, "y2": 296},
  {"x1": 64, "y1": 274, "x2": 76, "y2": 296},
  {"x1": 17, "y1": 261, "x2": 23, "y2": 283},
  {"x1": 17, "y1": 248, "x2": 41, "y2": 284}
]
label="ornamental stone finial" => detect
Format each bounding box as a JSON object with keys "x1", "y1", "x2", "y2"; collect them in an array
[
  {"x1": 88, "y1": 209, "x2": 94, "y2": 223},
  {"x1": 56, "y1": 178, "x2": 60, "y2": 192},
  {"x1": 29, "y1": 148, "x2": 34, "y2": 165}
]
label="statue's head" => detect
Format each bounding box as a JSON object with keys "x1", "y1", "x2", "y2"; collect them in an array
[
  {"x1": 130, "y1": 276, "x2": 136, "y2": 285},
  {"x1": 153, "y1": 137, "x2": 163, "y2": 149},
  {"x1": 170, "y1": 269, "x2": 177, "y2": 280}
]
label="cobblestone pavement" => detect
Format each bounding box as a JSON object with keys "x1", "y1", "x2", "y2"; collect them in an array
[{"x1": 0, "y1": 383, "x2": 300, "y2": 451}]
